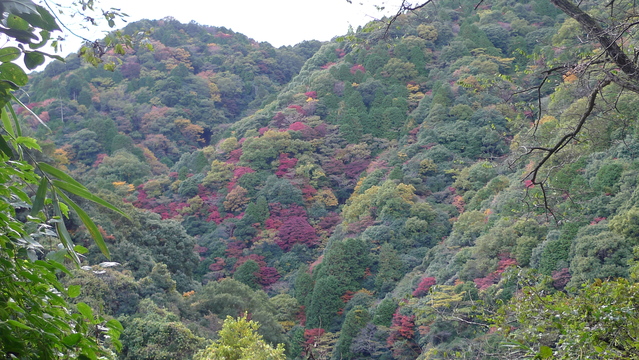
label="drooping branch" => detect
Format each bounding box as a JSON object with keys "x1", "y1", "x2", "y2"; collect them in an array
[
  {"x1": 549, "y1": 0, "x2": 639, "y2": 82},
  {"x1": 526, "y1": 79, "x2": 611, "y2": 185},
  {"x1": 384, "y1": 1, "x2": 434, "y2": 35}
]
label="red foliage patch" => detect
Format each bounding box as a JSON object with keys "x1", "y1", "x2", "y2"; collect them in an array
[
  {"x1": 552, "y1": 268, "x2": 571, "y2": 290},
  {"x1": 344, "y1": 160, "x2": 370, "y2": 179},
  {"x1": 228, "y1": 148, "x2": 243, "y2": 164},
  {"x1": 93, "y1": 153, "x2": 108, "y2": 168},
  {"x1": 276, "y1": 216, "x2": 319, "y2": 251},
  {"x1": 301, "y1": 185, "x2": 317, "y2": 201},
  {"x1": 276, "y1": 153, "x2": 298, "y2": 177},
  {"x1": 412, "y1": 277, "x2": 436, "y2": 297},
  {"x1": 350, "y1": 64, "x2": 366, "y2": 74},
  {"x1": 225, "y1": 241, "x2": 247, "y2": 258},
  {"x1": 320, "y1": 62, "x2": 336, "y2": 69},
  {"x1": 287, "y1": 104, "x2": 306, "y2": 115},
  {"x1": 304, "y1": 328, "x2": 325, "y2": 346},
  {"x1": 257, "y1": 266, "x2": 281, "y2": 286},
  {"x1": 387, "y1": 311, "x2": 416, "y2": 346},
  {"x1": 317, "y1": 212, "x2": 341, "y2": 231},
  {"x1": 208, "y1": 257, "x2": 226, "y2": 271},
  {"x1": 473, "y1": 256, "x2": 518, "y2": 290},
  {"x1": 234, "y1": 166, "x2": 255, "y2": 179},
  {"x1": 341, "y1": 290, "x2": 355, "y2": 303},
  {"x1": 234, "y1": 254, "x2": 267, "y2": 270},
  {"x1": 288, "y1": 121, "x2": 308, "y2": 132}
]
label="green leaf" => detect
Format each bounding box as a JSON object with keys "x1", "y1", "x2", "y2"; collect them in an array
[
  {"x1": 10, "y1": 94, "x2": 47, "y2": 131},
  {"x1": 62, "y1": 333, "x2": 82, "y2": 347},
  {"x1": 539, "y1": 346, "x2": 553, "y2": 359},
  {"x1": 1, "y1": 107, "x2": 15, "y2": 138},
  {"x1": 30, "y1": 176, "x2": 47, "y2": 216},
  {"x1": 0, "y1": 62, "x2": 27, "y2": 86},
  {"x1": 0, "y1": 47, "x2": 21, "y2": 63},
  {"x1": 7, "y1": 319, "x2": 34, "y2": 330},
  {"x1": 67, "y1": 285, "x2": 81, "y2": 298},
  {"x1": 6, "y1": 103, "x2": 21, "y2": 137},
  {"x1": 55, "y1": 190, "x2": 110, "y2": 259},
  {"x1": 24, "y1": 51, "x2": 44, "y2": 70},
  {"x1": 106, "y1": 318, "x2": 124, "y2": 332},
  {"x1": 38, "y1": 163, "x2": 85, "y2": 188},
  {"x1": 16, "y1": 136, "x2": 40, "y2": 150},
  {"x1": 0, "y1": 0, "x2": 39, "y2": 17},
  {"x1": 0, "y1": 27, "x2": 38, "y2": 43},
  {"x1": 53, "y1": 200, "x2": 80, "y2": 264},
  {"x1": 7, "y1": 14, "x2": 30, "y2": 31},
  {"x1": 20, "y1": 5, "x2": 60, "y2": 32},
  {"x1": 73, "y1": 245, "x2": 88, "y2": 254},
  {"x1": 51, "y1": 179, "x2": 130, "y2": 219},
  {"x1": 76, "y1": 302, "x2": 93, "y2": 320},
  {"x1": 0, "y1": 135, "x2": 13, "y2": 158},
  {"x1": 34, "y1": 259, "x2": 71, "y2": 275}
]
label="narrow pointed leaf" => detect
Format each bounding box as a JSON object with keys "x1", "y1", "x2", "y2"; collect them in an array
[
  {"x1": 53, "y1": 200, "x2": 80, "y2": 264},
  {"x1": 35, "y1": 259, "x2": 71, "y2": 275},
  {"x1": 30, "y1": 176, "x2": 47, "y2": 216},
  {"x1": 1, "y1": 107, "x2": 15, "y2": 138},
  {"x1": 51, "y1": 179, "x2": 130, "y2": 219},
  {"x1": 37, "y1": 162, "x2": 85, "y2": 189},
  {"x1": 55, "y1": 189, "x2": 110, "y2": 259},
  {"x1": 0, "y1": 134, "x2": 13, "y2": 157},
  {"x1": 10, "y1": 94, "x2": 47, "y2": 132},
  {"x1": 6, "y1": 103, "x2": 21, "y2": 137},
  {"x1": 7, "y1": 319, "x2": 34, "y2": 330}
]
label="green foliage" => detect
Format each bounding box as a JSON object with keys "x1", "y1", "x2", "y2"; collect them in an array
[
  {"x1": 307, "y1": 275, "x2": 344, "y2": 330},
  {"x1": 120, "y1": 300, "x2": 206, "y2": 360},
  {"x1": 568, "y1": 230, "x2": 633, "y2": 288},
  {"x1": 189, "y1": 279, "x2": 286, "y2": 346},
  {"x1": 97, "y1": 150, "x2": 152, "y2": 183},
  {"x1": 0, "y1": 3, "x2": 135, "y2": 357},
  {"x1": 332, "y1": 306, "x2": 371, "y2": 360},
  {"x1": 375, "y1": 243, "x2": 403, "y2": 292},
  {"x1": 234, "y1": 260, "x2": 261, "y2": 289},
  {"x1": 495, "y1": 274, "x2": 639, "y2": 359},
  {"x1": 194, "y1": 314, "x2": 285, "y2": 360},
  {"x1": 373, "y1": 297, "x2": 397, "y2": 327}
]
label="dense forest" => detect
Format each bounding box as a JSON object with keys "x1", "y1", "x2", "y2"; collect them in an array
[{"x1": 6, "y1": 0, "x2": 639, "y2": 358}]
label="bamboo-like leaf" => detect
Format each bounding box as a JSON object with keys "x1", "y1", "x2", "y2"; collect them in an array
[
  {"x1": 34, "y1": 259, "x2": 71, "y2": 275},
  {"x1": 38, "y1": 162, "x2": 85, "y2": 189},
  {"x1": 53, "y1": 200, "x2": 80, "y2": 264},
  {"x1": 51, "y1": 179, "x2": 130, "y2": 219},
  {"x1": 0, "y1": 135, "x2": 12, "y2": 158},
  {"x1": 55, "y1": 189, "x2": 110, "y2": 259},
  {"x1": 6, "y1": 103, "x2": 21, "y2": 137},
  {"x1": 30, "y1": 176, "x2": 46, "y2": 216},
  {"x1": 9, "y1": 94, "x2": 47, "y2": 132},
  {"x1": 1, "y1": 107, "x2": 15, "y2": 138}
]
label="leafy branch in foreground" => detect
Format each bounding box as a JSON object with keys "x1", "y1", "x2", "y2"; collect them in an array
[{"x1": 0, "y1": 0, "x2": 134, "y2": 358}]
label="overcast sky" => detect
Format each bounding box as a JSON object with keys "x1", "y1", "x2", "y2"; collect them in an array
[{"x1": 51, "y1": 0, "x2": 405, "y2": 54}]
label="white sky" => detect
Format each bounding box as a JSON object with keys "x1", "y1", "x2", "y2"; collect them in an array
[{"x1": 50, "y1": 0, "x2": 405, "y2": 53}]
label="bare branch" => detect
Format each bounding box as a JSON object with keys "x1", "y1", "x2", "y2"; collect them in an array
[{"x1": 526, "y1": 79, "x2": 612, "y2": 185}]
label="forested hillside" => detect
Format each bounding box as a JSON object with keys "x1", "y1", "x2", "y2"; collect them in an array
[{"x1": 16, "y1": 0, "x2": 639, "y2": 358}]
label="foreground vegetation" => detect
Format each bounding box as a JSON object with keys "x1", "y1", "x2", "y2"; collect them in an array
[{"x1": 6, "y1": 0, "x2": 639, "y2": 358}]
